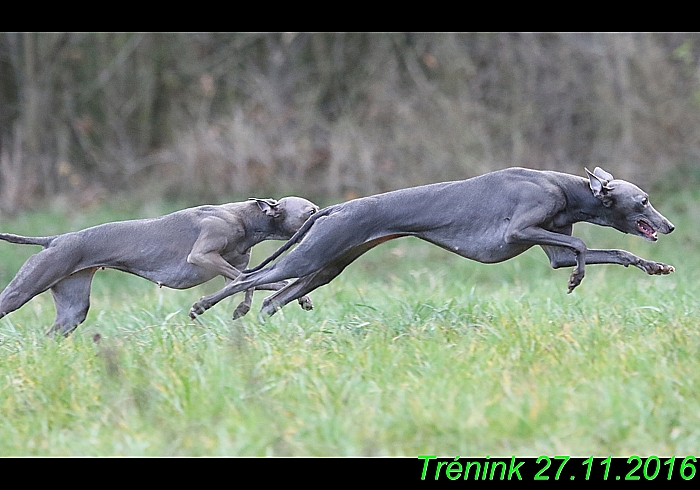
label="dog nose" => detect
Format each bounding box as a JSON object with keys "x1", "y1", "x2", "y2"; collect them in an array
[{"x1": 667, "y1": 222, "x2": 675, "y2": 233}]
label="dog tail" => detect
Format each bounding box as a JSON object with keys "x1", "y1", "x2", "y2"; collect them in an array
[
  {"x1": 0, "y1": 233, "x2": 56, "y2": 248},
  {"x1": 245, "y1": 206, "x2": 335, "y2": 273}
]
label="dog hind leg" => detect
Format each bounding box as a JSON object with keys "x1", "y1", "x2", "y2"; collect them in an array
[
  {"x1": 232, "y1": 282, "x2": 313, "y2": 319},
  {"x1": 0, "y1": 248, "x2": 79, "y2": 320},
  {"x1": 45, "y1": 268, "x2": 98, "y2": 337},
  {"x1": 259, "y1": 238, "x2": 392, "y2": 316},
  {"x1": 232, "y1": 288, "x2": 255, "y2": 320}
]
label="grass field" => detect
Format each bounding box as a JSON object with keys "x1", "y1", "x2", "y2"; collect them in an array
[{"x1": 0, "y1": 191, "x2": 699, "y2": 456}]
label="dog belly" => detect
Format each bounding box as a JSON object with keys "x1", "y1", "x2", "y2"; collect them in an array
[
  {"x1": 426, "y1": 236, "x2": 532, "y2": 264},
  {"x1": 463, "y1": 242, "x2": 533, "y2": 263},
  {"x1": 113, "y1": 265, "x2": 218, "y2": 290}
]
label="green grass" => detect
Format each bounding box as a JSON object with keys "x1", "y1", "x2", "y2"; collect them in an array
[{"x1": 0, "y1": 194, "x2": 699, "y2": 456}]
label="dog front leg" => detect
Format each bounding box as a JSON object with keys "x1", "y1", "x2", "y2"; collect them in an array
[
  {"x1": 541, "y1": 246, "x2": 675, "y2": 275},
  {"x1": 506, "y1": 227, "x2": 587, "y2": 292}
]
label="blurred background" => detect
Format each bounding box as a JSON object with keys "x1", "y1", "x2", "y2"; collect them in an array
[{"x1": 1, "y1": 32, "x2": 700, "y2": 215}]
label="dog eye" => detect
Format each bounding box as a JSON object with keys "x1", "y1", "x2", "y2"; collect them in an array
[{"x1": 641, "y1": 197, "x2": 648, "y2": 206}]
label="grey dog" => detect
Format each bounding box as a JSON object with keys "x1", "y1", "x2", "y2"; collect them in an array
[
  {"x1": 0, "y1": 196, "x2": 319, "y2": 336},
  {"x1": 189, "y1": 167, "x2": 675, "y2": 319}
]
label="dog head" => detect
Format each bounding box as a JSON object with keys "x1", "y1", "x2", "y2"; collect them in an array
[
  {"x1": 250, "y1": 197, "x2": 319, "y2": 239},
  {"x1": 586, "y1": 167, "x2": 674, "y2": 241}
]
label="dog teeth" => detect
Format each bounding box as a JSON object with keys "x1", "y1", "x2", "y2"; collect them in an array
[{"x1": 637, "y1": 220, "x2": 656, "y2": 239}]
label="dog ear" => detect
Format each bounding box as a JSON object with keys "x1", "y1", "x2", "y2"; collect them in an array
[
  {"x1": 585, "y1": 168, "x2": 614, "y2": 207},
  {"x1": 249, "y1": 198, "x2": 282, "y2": 218},
  {"x1": 593, "y1": 167, "x2": 614, "y2": 182}
]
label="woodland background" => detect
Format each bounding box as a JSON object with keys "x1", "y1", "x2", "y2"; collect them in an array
[{"x1": 2, "y1": 32, "x2": 700, "y2": 214}]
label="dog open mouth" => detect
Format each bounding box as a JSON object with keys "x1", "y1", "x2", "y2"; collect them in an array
[{"x1": 637, "y1": 219, "x2": 657, "y2": 241}]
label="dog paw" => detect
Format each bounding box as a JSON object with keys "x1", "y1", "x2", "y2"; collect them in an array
[
  {"x1": 189, "y1": 301, "x2": 208, "y2": 320},
  {"x1": 651, "y1": 262, "x2": 675, "y2": 275},
  {"x1": 45, "y1": 323, "x2": 76, "y2": 338},
  {"x1": 641, "y1": 260, "x2": 675, "y2": 275},
  {"x1": 567, "y1": 268, "x2": 584, "y2": 293},
  {"x1": 232, "y1": 302, "x2": 251, "y2": 320},
  {"x1": 298, "y1": 295, "x2": 313, "y2": 311}
]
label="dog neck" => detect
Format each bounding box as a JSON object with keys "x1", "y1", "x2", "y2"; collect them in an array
[
  {"x1": 244, "y1": 206, "x2": 291, "y2": 246},
  {"x1": 557, "y1": 175, "x2": 612, "y2": 227}
]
